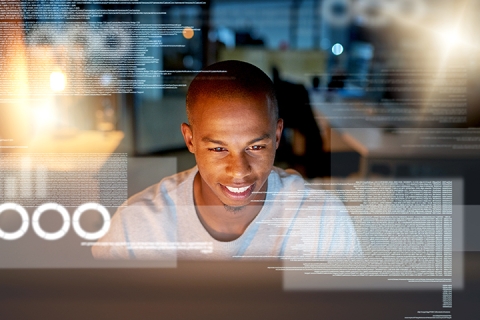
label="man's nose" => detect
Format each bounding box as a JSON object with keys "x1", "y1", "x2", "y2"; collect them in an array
[{"x1": 226, "y1": 152, "x2": 251, "y2": 179}]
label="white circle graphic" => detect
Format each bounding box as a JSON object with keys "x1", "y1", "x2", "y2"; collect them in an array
[
  {"x1": 72, "y1": 203, "x2": 111, "y2": 240},
  {"x1": 32, "y1": 203, "x2": 70, "y2": 240},
  {"x1": 0, "y1": 203, "x2": 29, "y2": 240},
  {"x1": 393, "y1": 0, "x2": 426, "y2": 23}
]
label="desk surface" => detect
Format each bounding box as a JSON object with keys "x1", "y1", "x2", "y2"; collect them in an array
[
  {"x1": 0, "y1": 130, "x2": 124, "y2": 172},
  {"x1": 27, "y1": 130, "x2": 124, "y2": 154},
  {"x1": 341, "y1": 127, "x2": 480, "y2": 159},
  {"x1": 311, "y1": 92, "x2": 480, "y2": 160}
]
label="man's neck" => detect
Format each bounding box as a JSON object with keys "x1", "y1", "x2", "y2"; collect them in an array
[{"x1": 193, "y1": 173, "x2": 266, "y2": 242}]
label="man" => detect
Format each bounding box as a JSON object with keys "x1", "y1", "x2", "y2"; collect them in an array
[{"x1": 92, "y1": 60, "x2": 360, "y2": 260}]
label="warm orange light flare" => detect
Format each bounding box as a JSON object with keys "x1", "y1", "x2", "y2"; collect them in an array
[
  {"x1": 50, "y1": 71, "x2": 67, "y2": 92},
  {"x1": 182, "y1": 27, "x2": 194, "y2": 39}
]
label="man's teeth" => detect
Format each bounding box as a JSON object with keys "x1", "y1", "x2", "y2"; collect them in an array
[{"x1": 226, "y1": 185, "x2": 250, "y2": 193}]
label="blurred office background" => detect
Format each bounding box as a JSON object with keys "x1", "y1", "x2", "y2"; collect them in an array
[{"x1": 1, "y1": 0, "x2": 479, "y2": 173}]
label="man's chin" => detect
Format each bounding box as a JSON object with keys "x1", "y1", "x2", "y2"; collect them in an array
[
  {"x1": 218, "y1": 190, "x2": 254, "y2": 209},
  {"x1": 223, "y1": 204, "x2": 247, "y2": 213}
]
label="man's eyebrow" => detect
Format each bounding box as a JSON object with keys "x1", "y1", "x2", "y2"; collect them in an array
[
  {"x1": 247, "y1": 133, "x2": 271, "y2": 145},
  {"x1": 202, "y1": 137, "x2": 227, "y2": 145},
  {"x1": 202, "y1": 134, "x2": 271, "y2": 145}
]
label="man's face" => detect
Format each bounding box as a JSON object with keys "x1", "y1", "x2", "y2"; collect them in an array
[{"x1": 182, "y1": 92, "x2": 283, "y2": 209}]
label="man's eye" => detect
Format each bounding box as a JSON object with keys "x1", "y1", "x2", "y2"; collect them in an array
[
  {"x1": 209, "y1": 147, "x2": 226, "y2": 152},
  {"x1": 249, "y1": 145, "x2": 265, "y2": 151}
]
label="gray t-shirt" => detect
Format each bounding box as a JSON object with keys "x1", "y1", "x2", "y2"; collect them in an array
[{"x1": 92, "y1": 166, "x2": 361, "y2": 260}]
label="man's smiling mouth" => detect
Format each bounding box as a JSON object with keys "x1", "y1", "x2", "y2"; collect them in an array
[
  {"x1": 221, "y1": 183, "x2": 255, "y2": 199},
  {"x1": 225, "y1": 185, "x2": 251, "y2": 193}
]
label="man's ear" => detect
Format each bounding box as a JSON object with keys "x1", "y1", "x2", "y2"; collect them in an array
[
  {"x1": 275, "y1": 118, "x2": 284, "y2": 150},
  {"x1": 181, "y1": 123, "x2": 195, "y2": 153}
]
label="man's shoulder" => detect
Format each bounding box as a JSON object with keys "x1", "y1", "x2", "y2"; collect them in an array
[
  {"x1": 271, "y1": 166, "x2": 303, "y2": 178},
  {"x1": 269, "y1": 166, "x2": 343, "y2": 204},
  {"x1": 126, "y1": 166, "x2": 197, "y2": 207},
  {"x1": 270, "y1": 166, "x2": 306, "y2": 191}
]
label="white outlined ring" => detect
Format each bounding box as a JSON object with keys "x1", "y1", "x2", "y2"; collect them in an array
[
  {"x1": 89, "y1": 25, "x2": 131, "y2": 60},
  {"x1": 72, "y1": 203, "x2": 111, "y2": 240},
  {"x1": 354, "y1": 0, "x2": 393, "y2": 28},
  {"x1": 322, "y1": 0, "x2": 354, "y2": 27},
  {"x1": 32, "y1": 203, "x2": 70, "y2": 240},
  {"x1": 0, "y1": 203, "x2": 29, "y2": 240}
]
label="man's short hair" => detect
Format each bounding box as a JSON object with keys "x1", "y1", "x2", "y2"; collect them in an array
[{"x1": 186, "y1": 60, "x2": 278, "y2": 125}]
